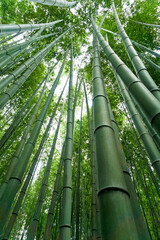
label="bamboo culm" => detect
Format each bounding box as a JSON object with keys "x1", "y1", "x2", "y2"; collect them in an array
[
  {"x1": 131, "y1": 96, "x2": 160, "y2": 149},
  {"x1": 0, "y1": 32, "x2": 22, "y2": 44},
  {"x1": 0, "y1": 68, "x2": 51, "y2": 198},
  {"x1": 72, "y1": 74, "x2": 83, "y2": 133},
  {"x1": 0, "y1": 20, "x2": 63, "y2": 34},
  {"x1": 137, "y1": 52, "x2": 160, "y2": 73},
  {"x1": 116, "y1": 75, "x2": 160, "y2": 179},
  {"x1": 92, "y1": 33, "x2": 139, "y2": 239},
  {"x1": 0, "y1": 55, "x2": 46, "y2": 110},
  {"x1": 0, "y1": 74, "x2": 47, "y2": 150},
  {"x1": 0, "y1": 32, "x2": 55, "y2": 71},
  {"x1": 91, "y1": 17, "x2": 160, "y2": 136},
  {"x1": 1, "y1": 47, "x2": 35, "y2": 75},
  {"x1": 107, "y1": 98, "x2": 151, "y2": 239},
  {"x1": 0, "y1": 26, "x2": 70, "y2": 91},
  {"x1": 3, "y1": 77, "x2": 68, "y2": 239},
  {"x1": 130, "y1": 19, "x2": 160, "y2": 28},
  {"x1": 112, "y1": 0, "x2": 160, "y2": 101},
  {"x1": 117, "y1": 89, "x2": 160, "y2": 196},
  {"x1": 0, "y1": 104, "x2": 35, "y2": 159},
  {"x1": 83, "y1": 81, "x2": 97, "y2": 239},
  {"x1": 0, "y1": 21, "x2": 61, "y2": 59},
  {"x1": 43, "y1": 143, "x2": 65, "y2": 240},
  {"x1": 132, "y1": 40, "x2": 160, "y2": 59},
  {"x1": 60, "y1": 45, "x2": 74, "y2": 240},
  {"x1": 26, "y1": 101, "x2": 65, "y2": 240},
  {"x1": 0, "y1": 27, "x2": 44, "y2": 71},
  {"x1": 0, "y1": 29, "x2": 71, "y2": 111},
  {"x1": 75, "y1": 95, "x2": 83, "y2": 240},
  {"x1": 0, "y1": 51, "x2": 68, "y2": 232}
]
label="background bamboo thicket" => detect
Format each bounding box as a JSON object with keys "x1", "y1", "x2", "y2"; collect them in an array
[{"x1": 0, "y1": 0, "x2": 160, "y2": 239}]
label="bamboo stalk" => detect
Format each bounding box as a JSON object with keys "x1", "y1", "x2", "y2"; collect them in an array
[
  {"x1": 43, "y1": 143, "x2": 65, "y2": 240},
  {"x1": 0, "y1": 51, "x2": 68, "y2": 232},
  {"x1": 0, "y1": 20, "x2": 63, "y2": 34},
  {"x1": 91, "y1": 17, "x2": 160, "y2": 136},
  {"x1": 112, "y1": 0, "x2": 160, "y2": 101},
  {"x1": 26, "y1": 101, "x2": 65, "y2": 240},
  {"x1": 2, "y1": 77, "x2": 68, "y2": 239},
  {"x1": 92, "y1": 32, "x2": 139, "y2": 239},
  {"x1": 0, "y1": 75, "x2": 47, "y2": 150},
  {"x1": 60, "y1": 44, "x2": 74, "y2": 240}
]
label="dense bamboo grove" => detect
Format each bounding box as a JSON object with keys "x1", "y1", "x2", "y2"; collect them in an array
[{"x1": 0, "y1": 0, "x2": 160, "y2": 239}]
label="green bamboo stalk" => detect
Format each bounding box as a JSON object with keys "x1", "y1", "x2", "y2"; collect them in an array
[
  {"x1": 0, "y1": 32, "x2": 21, "y2": 44},
  {"x1": 101, "y1": 28, "x2": 119, "y2": 36},
  {"x1": 0, "y1": 32, "x2": 16, "y2": 38},
  {"x1": 27, "y1": 0, "x2": 77, "y2": 7},
  {"x1": 130, "y1": 19, "x2": 160, "y2": 28},
  {"x1": 102, "y1": 27, "x2": 160, "y2": 146},
  {"x1": 91, "y1": 120, "x2": 102, "y2": 240},
  {"x1": 92, "y1": 32, "x2": 139, "y2": 239},
  {"x1": 0, "y1": 20, "x2": 63, "y2": 34},
  {"x1": 26, "y1": 101, "x2": 65, "y2": 240},
  {"x1": 101, "y1": 28, "x2": 160, "y2": 55},
  {"x1": 91, "y1": 17, "x2": 160, "y2": 136},
  {"x1": 0, "y1": 33, "x2": 37, "y2": 51},
  {"x1": 0, "y1": 32, "x2": 56, "y2": 71},
  {"x1": 83, "y1": 82, "x2": 97, "y2": 240},
  {"x1": 75, "y1": 95, "x2": 83, "y2": 240},
  {"x1": 116, "y1": 75, "x2": 160, "y2": 179},
  {"x1": 0, "y1": 104, "x2": 35, "y2": 159},
  {"x1": 92, "y1": 111, "x2": 102, "y2": 240},
  {"x1": 3, "y1": 77, "x2": 68, "y2": 239},
  {"x1": 0, "y1": 116, "x2": 12, "y2": 131},
  {"x1": 0, "y1": 68, "x2": 51, "y2": 197},
  {"x1": 132, "y1": 40, "x2": 160, "y2": 59},
  {"x1": 0, "y1": 33, "x2": 70, "y2": 111},
  {"x1": 8, "y1": 147, "x2": 44, "y2": 240},
  {"x1": 72, "y1": 73, "x2": 83, "y2": 137},
  {"x1": 90, "y1": 126, "x2": 97, "y2": 240},
  {"x1": 1, "y1": 31, "x2": 55, "y2": 54},
  {"x1": 0, "y1": 21, "x2": 62, "y2": 59},
  {"x1": 119, "y1": 98, "x2": 160, "y2": 196},
  {"x1": 71, "y1": 71, "x2": 83, "y2": 240},
  {"x1": 108, "y1": 100, "x2": 151, "y2": 239},
  {"x1": 43, "y1": 143, "x2": 65, "y2": 240},
  {"x1": 0, "y1": 75, "x2": 47, "y2": 150},
  {"x1": 0, "y1": 32, "x2": 46, "y2": 59},
  {"x1": 0, "y1": 27, "x2": 44, "y2": 71},
  {"x1": 1, "y1": 47, "x2": 35, "y2": 75},
  {"x1": 137, "y1": 52, "x2": 160, "y2": 73},
  {"x1": 0, "y1": 52, "x2": 68, "y2": 232},
  {"x1": 123, "y1": 139, "x2": 153, "y2": 239},
  {"x1": 131, "y1": 96, "x2": 160, "y2": 149},
  {"x1": 0, "y1": 27, "x2": 71, "y2": 92},
  {"x1": 60, "y1": 45, "x2": 73, "y2": 240},
  {"x1": 98, "y1": 13, "x2": 107, "y2": 31},
  {"x1": 122, "y1": 128, "x2": 160, "y2": 231},
  {"x1": 112, "y1": 0, "x2": 160, "y2": 101},
  {"x1": 81, "y1": 177, "x2": 87, "y2": 240},
  {"x1": 0, "y1": 55, "x2": 45, "y2": 110}
]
